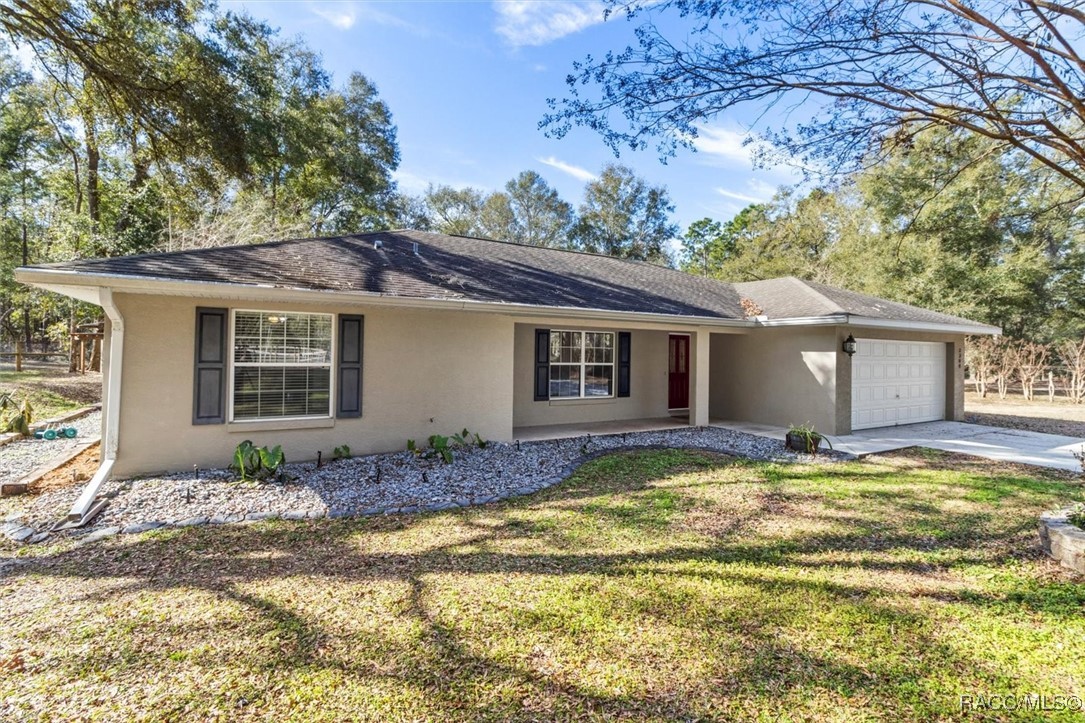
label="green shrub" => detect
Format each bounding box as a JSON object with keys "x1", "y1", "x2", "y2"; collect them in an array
[
  {"x1": 407, "y1": 428, "x2": 487, "y2": 464},
  {"x1": 332, "y1": 444, "x2": 351, "y2": 461},
  {"x1": 231, "y1": 440, "x2": 287, "y2": 482},
  {"x1": 428, "y1": 434, "x2": 453, "y2": 464},
  {"x1": 1068, "y1": 503, "x2": 1085, "y2": 530}
]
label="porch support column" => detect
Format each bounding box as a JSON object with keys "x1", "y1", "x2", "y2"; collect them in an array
[{"x1": 689, "y1": 327, "x2": 711, "y2": 427}]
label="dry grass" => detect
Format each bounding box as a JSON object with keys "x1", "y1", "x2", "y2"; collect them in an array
[
  {"x1": 1, "y1": 449, "x2": 1083, "y2": 721},
  {"x1": 966, "y1": 390, "x2": 1085, "y2": 437}
]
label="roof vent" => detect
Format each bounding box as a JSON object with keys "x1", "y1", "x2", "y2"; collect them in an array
[
  {"x1": 412, "y1": 242, "x2": 420, "y2": 255},
  {"x1": 373, "y1": 239, "x2": 384, "y2": 250}
]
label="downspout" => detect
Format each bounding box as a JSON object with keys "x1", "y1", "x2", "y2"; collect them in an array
[{"x1": 67, "y1": 287, "x2": 123, "y2": 522}]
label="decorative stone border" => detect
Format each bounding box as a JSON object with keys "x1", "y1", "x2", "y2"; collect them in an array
[{"x1": 1039, "y1": 509, "x2": 1085, "y2": 574}]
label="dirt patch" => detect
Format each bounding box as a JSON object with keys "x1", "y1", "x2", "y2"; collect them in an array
[
  {"x1": 29, "y1": 443, "x2": 100, "y2": 494},
  {"x1": 964, "y1": 411, "x2": 1085, "y2": 438},
  {"x1": 965, "y1": 391, "x2": 1085, "y2": 437}
]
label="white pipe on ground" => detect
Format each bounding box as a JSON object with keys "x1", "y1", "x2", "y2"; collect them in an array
[{"x1": 67, "y1": 288, "x2": 123, "y2": 522}]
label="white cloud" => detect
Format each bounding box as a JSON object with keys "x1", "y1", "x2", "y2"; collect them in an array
[
  {"x1": 746, "y1": 178, "x2": 778, "y2": 199},
  {"x1": 690, "y1": 125, "x2": 766, "y2": 167},
  {"x1": 493, "y1": 1, "x2": 607, "y2": 47},
  {"x1": 393, "y1": 169, "x2": 431, "y2": 194},
  {"x1": 309, "y1": 2, "x2": 358, "y2": 29},
  {"x1": 536, "y1": 156, "x2": 598, "y2": 182},
  {"x1": 714, "y1": 187, "x2": 768, "y2": 204}
]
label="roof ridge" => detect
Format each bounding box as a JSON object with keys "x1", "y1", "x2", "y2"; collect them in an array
[
  {"x1": 420, "y1": 229, "x2": 703, "y2": 274},
  {"x1": 55, "y1": 228, "x2": 707, "y2": 282},
  {"x1": 404, "y1": 229, "x2": 744, "y2": 295},
  {"x1": 802, "y1": 278, "x2": 984, "y2": 326},
  {"x1": 788, "y1": 277, "x2": 845, "y2": 315}
]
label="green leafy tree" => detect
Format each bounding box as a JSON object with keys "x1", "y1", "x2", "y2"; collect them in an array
[
  {"x1": 573, "y1": 164, "x2": 677, "y2": 264},
  {"x1": 705, "y1": 125, "x2": 1085, "y2": 342},
  {"x1": 0, "y1": 4, "x2": 404, "y2": 356},
  {"x1": 424, "y1": 184, "x2": 486, "y2": 236},
  {"x1": 503, "y1": 170, "x2": 574, "y2": 247},
  {"x1": 477, "y1": 191, "x2": 517, "y2": 241},
  {"x1": 680, "y1": 214, "x2": 762, "y2": 276}
]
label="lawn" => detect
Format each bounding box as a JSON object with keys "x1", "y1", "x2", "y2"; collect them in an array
[
  {"x1": 0, "y1": 364, "x2": 100, "y2": 422},
  {"x1": 1, "y1": 449, "x2": 1083, "y2": 721}
]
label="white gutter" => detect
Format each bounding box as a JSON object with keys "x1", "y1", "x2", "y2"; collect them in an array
[
  {"x1": 839, "y1": 315, "x2": 1002, "y2": 336},
  {"x1": 67, "y1": 287, "x2": 122, "y2": 522},
  {"x1": 753, "y1": 313, "x2": 1001, "y2": 336}
]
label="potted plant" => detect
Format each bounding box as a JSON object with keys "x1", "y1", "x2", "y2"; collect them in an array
[{"x1": 785, "y1": 422, "x2": 833, "y2": 455}]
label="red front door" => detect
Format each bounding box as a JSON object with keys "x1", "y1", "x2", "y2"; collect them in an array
[{"x1": 669, "y1": 335, "x2": 689, "y2": 409}]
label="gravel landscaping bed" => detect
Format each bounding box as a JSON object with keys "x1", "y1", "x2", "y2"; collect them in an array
[
  {"x1": 0, "y1": 410, "x2": 102, "y2": 487},
  {"x1": 6, "y1": 425, "x2": 843, "y2": 541}
]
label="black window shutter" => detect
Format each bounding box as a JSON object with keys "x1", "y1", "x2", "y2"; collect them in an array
[
  {"x1": 534, "y1": 328, "x2": 550, "y2": 401},
  {"x1": 337, "y1": 315, "x2": 364, "y2": 418},
  {"x1": 193, "y1": 307, "x2": 227, "y2": 425},
  {"x1": 617, "y1": 331, "x2": 632, "y2": 397}
]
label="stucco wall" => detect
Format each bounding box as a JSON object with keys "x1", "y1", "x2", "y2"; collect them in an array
[
  {"x1": 709, "y1": 326, "x2": 839, "y2": 432},
  {"x1": 834, "y1": 326, "x2": 966, "y2": 434},
  {"x1": 512, "y1": 323, "x2": 671, "y2": 428},
  {"x1": 709, "y1": 325, "x2": 967, "y2": 436},
  {"x1": 111, "y1": 293, "x2": 515, "y2": 477}
]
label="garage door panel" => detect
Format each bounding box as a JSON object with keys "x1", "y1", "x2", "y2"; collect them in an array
[{"x1": 852, "y1": 340, "x2": 945, "y2": 430}]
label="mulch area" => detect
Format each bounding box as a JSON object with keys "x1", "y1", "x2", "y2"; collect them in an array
[{"x1": 28, "y1": 443, "x2": 100, "y2": 494}]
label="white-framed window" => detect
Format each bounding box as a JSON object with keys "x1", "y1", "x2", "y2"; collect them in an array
[
  {"x1": 549, "y1": 330, "x2": 615, "y2": 398},
  {"x1": 230, "y1": 310, "x2": 334, "y2": 421}
]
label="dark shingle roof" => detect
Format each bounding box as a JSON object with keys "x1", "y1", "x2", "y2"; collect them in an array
[
  {"x1": 735, "y1": 277, "x2": 995, "y2": 329},
  {"x1": 35, "y1": 230, "x2": 746, "y2": 319},
  {"x1": 27, "y1": 231, "x2": 995, "y2": 329}
]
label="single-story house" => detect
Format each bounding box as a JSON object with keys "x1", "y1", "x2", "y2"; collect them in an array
[{"x1": 16, "y1": 229, "x2": 999, "y2": 485}]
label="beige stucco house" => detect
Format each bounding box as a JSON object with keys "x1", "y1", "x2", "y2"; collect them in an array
[{"x1": 16, "y1": 229, "x2": 1000, "y2": 488}]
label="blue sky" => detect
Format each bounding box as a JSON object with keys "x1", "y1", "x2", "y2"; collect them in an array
[{"x1": 222, "y1": 0, "x2": 803, "y2": 232}]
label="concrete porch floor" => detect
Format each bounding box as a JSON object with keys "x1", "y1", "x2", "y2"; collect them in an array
[
  {"x1": 513, "y1": 416, "x2": 690, "y2": 442},
  {"x1": 712, "y1": 419, "x2": 1085, "y2": 472}
]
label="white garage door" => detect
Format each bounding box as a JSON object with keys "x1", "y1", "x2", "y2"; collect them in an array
[{"x1": 851, "y1": 339, "x2": 946, "y2": 430}]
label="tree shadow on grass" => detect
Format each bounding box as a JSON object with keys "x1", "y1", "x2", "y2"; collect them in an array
[{"x1": 2, "y1": 449, "x2": 1083, "y2": 719}]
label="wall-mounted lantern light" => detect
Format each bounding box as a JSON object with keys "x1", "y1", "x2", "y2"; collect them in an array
[{"x1": 843, "y1": 334, "x2": 857, "y2": 356}]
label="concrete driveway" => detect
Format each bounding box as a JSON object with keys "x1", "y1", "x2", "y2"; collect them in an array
[{"x1": 714, "y1": 420, "x2": 1085, "y2": 472}]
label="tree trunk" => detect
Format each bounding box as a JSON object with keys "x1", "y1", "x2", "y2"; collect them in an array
[
  {"x1": 20, "y1": 166, "x2": 32, "y2": 352},
  {"x1": 82, "y1": 91, "x2": 101, "y2": 248},
  {"x1": 86, "y1": 136, "x2": 100, "y2": 233},
  {"x1": 68, "y1": 307, "x2": 77, "y2": 373},
  {"x1": 89, "y1": 336, "x2": 101, "y2": 372}
]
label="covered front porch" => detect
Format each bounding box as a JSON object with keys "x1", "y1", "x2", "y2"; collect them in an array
[{"x1": 511, "y1": 321, "x2": 736, "y2": 438}]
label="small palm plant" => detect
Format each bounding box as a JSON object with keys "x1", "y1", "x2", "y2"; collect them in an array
[{"x1": 0, "y1": 391, "x2": 33, "y2": 436}]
